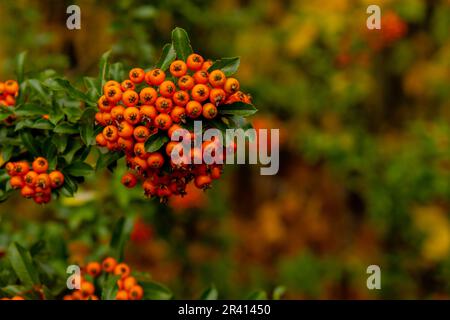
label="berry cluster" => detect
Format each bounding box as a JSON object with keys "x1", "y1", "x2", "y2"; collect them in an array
[
  {"x1": 5, "y1": 157, "x2": 65, "y2": 204},
  {"x1": 64, "y1": 257, "x2": 144, "y2": 300},
  {"x1": 0, "y1": 80, "x2": 18, "y2": 107},
  {"x1": 94, "y1": 53, "x2": 252, "y2": 201},
  {"x1": 0, "y1": 296, "x2": 25, "y2": 300}
]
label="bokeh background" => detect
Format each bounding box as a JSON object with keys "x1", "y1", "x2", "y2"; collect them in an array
[{"x1": 1, "y1": 0, "x2": 449, "y2": 299}]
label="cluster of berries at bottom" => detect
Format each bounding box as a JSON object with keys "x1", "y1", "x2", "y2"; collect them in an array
[
  {"x1": 94, "y1": 53, "x2": 252, "y2": 202},
  {"x1": 64, "y1": 257, "x2": 144, "y2": 300},
  {"x1": 5, "y1": 157, "x2": 65, "y2": 204}
]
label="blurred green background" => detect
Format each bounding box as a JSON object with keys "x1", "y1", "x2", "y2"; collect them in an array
[{"x1": 0, "y1": 0, "x2": 449, "y2": 299}]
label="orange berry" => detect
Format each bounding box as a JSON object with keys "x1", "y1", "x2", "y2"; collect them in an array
[
  {"x1": 114, "y1": 263, "x2": 131, "y2": 279},
  {"x1": 86, "y1": 262, "x2": 102, "y2": 277},
  {"x1": 122, "y1": 90, "x2": 139, "y2": 107},
  {"x1": 104, "y1": 85, "x2": 122, "y2": 103},
  {"x1": 208, "y1": 70, "x2": 226, "y2": 88},
  {"x1": 36, "y1": 173, "x2": 50, "y2": 188},
  {"x1": 155, "y1": 97, "x2": 173, "y2": 114},
  {"x1": 202, "y1": 103, "x2": 218, "y2": 119},
  {"x1": 111, "y1": 105, "x2": 126, "y2": 121},
  {"x1": 117, "y1": 137, "x2": 134, "y2": 152},
  {"x1": 186, "y1": 54, "x2": 204, "y2": 71},
  {"x1": 209, "y1": 88, "x2": 226, "y2": 105},
  {"x1": 98, "y1": 95, "x2": 112, "y2": 112},
  {"x1": 145, "y1": 69, "x2": 166, "y2": 86},
  {"x1": 172, "y1": 90, "x2": 189, "y2": 107},
  {"x1": 116, "y1": 290, "x2": 128, "y2": 300},
  {"x1": 96, "y1": 133, "x2": 107, "y2": 146},
  {"x1": 139, "y1": 87, "x2": 157, "y2": 105},
  {"x1": 10, "y1": 175, "x2": 25, "y2": 189},
  {"x1": 169, "y1": 60, "x2": 188, "y2": 77},
  {"x1": 170, "y1": 106, "x2": 186, "y2": 123},
  {"x1": 121, "y1": 79, "x2": 135, "y2": 92},
  {"x1": 123, "y1": 276, "x2": 137, "y2": 291},
  {"x1": 128, "y1": 285, "x2": 143, "y2": 300},
  {"x1": 11, "y1": 296, "x2": 25, "y2": 300},
  {"x1": 201, "y1": 60, "x2": 213, "y2": 71},
  {"x1": 133, "y1": 126, "x2": 151, "y2": 142},
  {"x1": 103, "y1": 125, "x2": 119, "y2": 142},
  {"x1": 4, "y1": 80, "x2": 19, "y2": 95},
  {"x1": 147, "y1": 152, "x2": 164, "y2": 169},
  {"x1": 191, "y1": 84, "x2": 210, "y2": 102},
  {"x1": 80, "y1": 281, "x2": 95, "y2": 296},
  {"x1": 103, "y1": 80, "x2": 120, "y2": 93},
  {"x1": 178, "y1": 75, "x2": 195, "y2": 91},
  {"x1": 118, "y1": 121, "x2": 134, "y2": 138},
  {"x1": 121, "y1": 172, "x2": 138, "y2": 188},
  {"x1": 159, "y1": 80, "x2": 176, "y2": 98},
  {"x1": 195, "y1": 175, "x2": 212, "y2": 189},
  {"x1": 49, "y1": 171, "x2": 64, "y2": 189},
  {"x1": 134, "y1": 143, "x2": 148, "y2": 159},
  {"x1": 123, "y1": 107, "x2": 141, "y2": 125},
  {"x1": 193, "y1": 70, "x2": 208, "y2": 84},
  {"x1": 154, "y1": 113, "x2": 172, "y2": 130},
  {"x1": 129, "y1": 68, "x2": 145, "y2": 84},
  {"x1": 140, "y1": 105, "x2": 157, "y2": 121},
  {"x1": 186, "y1": 100, "x2": 203, "y2": 119},
  {"x1": 32, "y1": 157, "x2": 48, "y2": 173},
  {"x1": 21, "y1": 185, "x2": 35, "y2": 198},
  {"x1": 224, "y1": 78, "x2": 240, "y2": 94},
  {"x1": 14, "y1": 161, "x2": 30, "y2": 176},
  {"x1": 102, "y1": 257, "x2": 117, "y2": 273}
]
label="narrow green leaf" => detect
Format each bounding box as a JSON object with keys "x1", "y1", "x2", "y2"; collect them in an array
[
  {"x1": 101, "y1": 274, "x2": 120, "y2": 300},
  {"x1": 31, "y1": 118, "x2": 54, "y2": 130},
  {"x1": 14, "y1": 103, "x2": 48, "y2": 117},
  {"x1": 156, "y1": 43, "x2": 176, "y2": 71},
  {"x1": 109, "y1": 62, "x2": 125, "y2": 82},
  {"x1": 140, "y1": 281, "x2": 173, "y2": 300},
  {"x1": 53, "y1": 78, "x2": 90, "y2": 102},
  {"x1": 109, "y1": 217, "x2": 134, "y2": 261},
  {"x1": 79, "y1": 107, "x2": 97, "y2": 146},
  {"x1": 171, "y1": 27, "x2": 193, "y2": 61},
  {"x1": 98, "y1": 51, "x2": 111, "y2": 93},
  {"x1": 8, "y1": 242, "x2": 40, "y2": 287},
  {"x1": 199, "y1": 284, "x2": 219, "y2": 300},
  {"x1": 64, "y1": 161, "x2": 94, "y2": 177},
  {"x1": 54, "y1": 122, "x2": 79, "y2": 134},
  {"x1": 247, "y1": 290, "x2": 268, "y2": 300},
  {"x1": 219, "y1": 102, "x2": 258, "y2": 117},
  {"x1": 19, "y1": 131, "x2": 40, "y2": 156},
  {"x1": 52, "y1": 134, "x2": 68, "y2": 153},
  {"x1": 145, "y1": 133, "x2": 169, "y2": 153},
  {"x1": 96, "y1": 151, "x2": 123, "y2": 171},
  {"x1": 15, "y1": 52, "x2": 27, "y2": 84},
  {"x1": 208, "y1": 57, "x2": 240, "y2": 76}
]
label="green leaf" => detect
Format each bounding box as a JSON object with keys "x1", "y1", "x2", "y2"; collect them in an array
[
  {"x1": 54, "y1": 122, "x2": 79, "y2": 134},
  {"x1": 247, "y1": 290, "x2": 268, "y2": 300},
  {"x1": 96, "y1": 151, "x2": 123, "y2": 171},
  {"x1": 43, "y1": 140, "x2": 58, "y2": 170},
  {"x1": 156, "y1": 43, "x2": 177, "y2": 71},
  {"x1": 31, "y1": 118, "x2": 54, "y2": 130},
  {"x1": 273, "y1": 286, "x2": 286, "y2": 300},
  {"x1": 101, "y1": 274, "x2": 120, "y2": 300},
  {"x1": 52, "y1": 134, "x2": 68, "y2": 153},
  {"x1": 14, "y1": 103, "x2": 48, "y2": 117},
  {"x1": 0, "y1": 107, "x2": 13, "y2": 121},
  {"x1": 140, "y1": 281, "x2": 173, "y2": 300},
  {"x1": 15, "y1": 52, "x2": 27, "y2": 84},
  {"x1": 53, "y1": 78, "x2": 91, "y2": 103},
  {"x1": 64, "y1": 161, "x2": 94, "y2": 177},
  {"x1": 199, "y1": 284, "x2": 219, "y2": 300},
  {"x1": 1, "y1": 145, "x2": 14, "y2": 163},
  {"x1": 109, "y1": 62, "x2": 125, "y2": 82},
  {"x1": 79, "y1": 107, "x2": 97, "y2": 146},
  {"x1": 8, "y1": 242, "x2": 40, "y2": 287},
  {"x1": 109, "y1": 217, "x2": 134, "y2": 261},
  {"x1": 19, "y1": 131, "x2": 40, "y2": 156},
  {"x1": 171, "y1": 27, "x2": 193, "y2": 61},
  {"x1": 62, "y1": 139, "x2": 83, "y2": 163},
  {"x1": 145, "y1": 133, "x2": 169, "y2": 153},
  {"x1": 27, "y1": 79, "x2": 50, "y2": 104},
  {"x1": 208, "y1": 57, "x2": 240, "y2": 76},
  {"x1": 60, "y1": 173, "x2": 77, "y2": 197},
  {"x1": 98, "y1": 51, "x2": 111, "y2": 94},
  {"x1": 219, "y1": 102, "x2": 258, "y2": 117}
]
